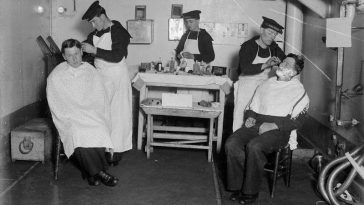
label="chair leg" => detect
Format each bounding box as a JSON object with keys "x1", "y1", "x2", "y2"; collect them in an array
[
  {"x1": 54, "y1": 136, "x2": 61, "y2": 180},
  {"x1": 271, "y1": 149, "x2": 281, "y2": 198},
  {"x1": 285, "y1": 149, "x2": 293, "y2": 187}
]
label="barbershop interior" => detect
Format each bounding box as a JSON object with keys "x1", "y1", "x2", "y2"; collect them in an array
[{"x1": 1, "y1": 0, "x2": 364, "y2": 204}]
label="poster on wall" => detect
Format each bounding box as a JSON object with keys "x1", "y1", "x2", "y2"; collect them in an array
[
  {"x1": 127, "y1": 20, "x2": 154, "y2": 44},
  {"x1": 200, "y1": 22, "x2": 248, "y2": 45},
  {"x1": 168, "y1": 18, "x2": 185, "y2": 41}
]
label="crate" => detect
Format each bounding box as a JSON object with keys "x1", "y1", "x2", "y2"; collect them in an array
[{"x1": 11, "y1": 118, "x2": 53, "y2": 163}]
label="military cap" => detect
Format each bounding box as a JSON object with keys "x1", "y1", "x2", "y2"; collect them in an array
[
  {"x1": 182, "y1": 10, "x2": 201, "y2": 20},
  {"x1": 82, "y1": 1, "x2": 104, "y2": 21},
  {"x1": 261, "y1": 16, "x2": 284, "y2": 34}
]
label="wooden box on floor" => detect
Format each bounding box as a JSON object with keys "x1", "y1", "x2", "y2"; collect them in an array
[{"x1": 11, "y1": 118, "x2": 53, "y2": 163}]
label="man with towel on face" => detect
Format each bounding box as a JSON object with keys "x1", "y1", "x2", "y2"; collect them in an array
[
  {"x1": 81, "y1": 1, "x2": 133, "y2": 166},
  {"x1": 232, "y1": 16, "x2": 286, "y2": 132},
  {"x1": 225, "y1": 53, "x2": 309, "y2": 204},
  {"x1": 47, "y1": 39, "x2": 118, "y2": 186}
]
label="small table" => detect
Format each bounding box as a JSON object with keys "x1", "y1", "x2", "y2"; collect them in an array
[
  {"x1": 141, "y1": 103, "x2": 222, "y2": 162},
  {"x1": 132, "y1": 72, "x2": 232, "y2": 153}
]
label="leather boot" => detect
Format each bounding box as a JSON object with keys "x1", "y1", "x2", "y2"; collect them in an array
[
  {"x1": 239, "y1": 193, "x2": 258, "y2": 204},
  {"x1": 87, "y1": 175, "x2": 101, "y2": 186},
  {"x1": 97, "y1": 171, "x2": 119, "y2": 187}
]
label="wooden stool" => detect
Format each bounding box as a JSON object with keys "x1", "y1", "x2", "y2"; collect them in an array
[
  {"x1": 264, "y1": 146, "x2": 293, "y2": 198},
  {"x1": 141, "y1": 103, "x2": 221, "y2": 162}
]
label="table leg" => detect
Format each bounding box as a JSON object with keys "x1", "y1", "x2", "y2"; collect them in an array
[
  {"x1": 216, "y1": 90, "x2": 225, "y2": 153},
  {"x1": 208, "y1": 118, "x2": 214, "y2": 162},
  {"x1": 150, "y1": 115, "x2": 154, "y2": 153},
  {"x1": 146, "y1": 114, "x2": 151, "y2": 159},
  {"x1": 137, "y1": 85, "x2": 147, "y2": 150}
]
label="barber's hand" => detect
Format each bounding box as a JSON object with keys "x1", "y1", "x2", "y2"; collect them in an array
[
  {"x1": 265, "y1": 57, "x2": 281, "y2": 68},
  {"x1": 81, "y1": 43, "x2": 97, "y2": 55},
  {"x1": 177, "y1": 53, "x2": 183, "y2": 59},
  {"x1": 258, "y1": 122, "x2": 278, "y2": 135},
  {"x1": 181, "y1": 52, "x2": 194, "y2": 59},
  {"x1": 245, "y1": 117, "x2": 256, "y2": 128}
]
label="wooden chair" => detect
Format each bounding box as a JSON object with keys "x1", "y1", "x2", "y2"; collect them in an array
[{"x1": 264, "y1": 145, "x2": 293, "y2": 198}]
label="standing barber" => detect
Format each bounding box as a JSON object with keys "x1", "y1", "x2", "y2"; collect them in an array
[
  {"x1": 175, "y1": 10, "x2": 215, "y2": 101},
  {"x1": 81, "y1": 1, "x2": 133, "y2": 166},
  {"x1": 175, "y1": 10, "x2": 215, "y2": 69},
  {"x1": 232, "y1": 16, "x2": 286, "y2": 132}
]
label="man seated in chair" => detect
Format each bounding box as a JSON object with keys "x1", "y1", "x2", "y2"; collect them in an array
[
  {"x1": 225, "y1": 53, "x2": 309, "y2": 204},
  {"x1": 47, "y1": 39, "x2": 118, "y2": 186}
]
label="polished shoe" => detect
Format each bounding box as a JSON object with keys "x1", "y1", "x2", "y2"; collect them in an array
[
  {"x1": 105, "y1": 152, "x2": 113, "y2": 164},
  {"x1": 97, "y1": 171, "x2": 119, "y2": 187},
  {"x1": 105, "y1": 152, "x2": 122, "y2": 166},
  {"x1": 87, "y1": 176, "x2": 101, "y2": 186},
  {"x1": 229, "y1": 191, "x2": 242, "y2": 201},
  {"x1": 239, "y1": 193, "x2": 258, "y2": 204}
]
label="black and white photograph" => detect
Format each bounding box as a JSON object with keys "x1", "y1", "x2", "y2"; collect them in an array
[{"x1": 1, "y1": 0, "x2": 364, "y2": 205}]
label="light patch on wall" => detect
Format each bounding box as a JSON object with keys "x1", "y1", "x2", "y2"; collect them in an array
[
  {"x1": 34, "y1": 6, "x2": 45, "y2": 14},
  {"x1": 326, "y1": 18, "x2": 352, "y2": 48}
]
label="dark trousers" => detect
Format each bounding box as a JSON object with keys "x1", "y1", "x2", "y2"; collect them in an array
[
  {"x1": 73, "y1": 147, "x2": 108, "y2": 177},
  {"x1": 225, "y1": 126, "x2": 290, "y2": 195}
]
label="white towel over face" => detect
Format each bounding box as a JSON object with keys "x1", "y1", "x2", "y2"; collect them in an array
[
  {"x1": 46, "y1": 62, "x2": 113, "y2": 158},
  {"x1": 249, "y1": 77, "x2": 309, "y2": 118}
]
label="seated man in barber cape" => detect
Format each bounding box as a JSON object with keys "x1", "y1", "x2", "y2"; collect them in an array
[
  {"x1": 225, "y1": 53, "x2": 309, "y2": 204},
  {"x1": 47, "y1": 39, "x2": 118, "y2": 187}
]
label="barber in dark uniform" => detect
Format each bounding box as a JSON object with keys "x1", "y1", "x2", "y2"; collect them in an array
[
  {"x1": 175, "y1": 10, "x2": 215, "y2": 70},
  {"x1": 175, "y1": 10, "x2": 215, "y2": 102},
  {"x1": 81, "y1": 1, "x2": 133, "y2": 167},
  {"x1": 232, "y1": 16, "x2": 286, "y2": 132}
]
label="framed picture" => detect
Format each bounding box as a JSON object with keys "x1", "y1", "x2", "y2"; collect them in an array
[
  {"x1": 168, "y1": 18, "x2": 185, "y2": 41},
  {"x1": 135, "y1": 5, "x2": 146, "y2": 20},
  {"x1": 171, "y1": 4, "x2": 183, "y2": 18},
  {"x1": 127, "y1": 20, "x2": 154, "y2": 44}
]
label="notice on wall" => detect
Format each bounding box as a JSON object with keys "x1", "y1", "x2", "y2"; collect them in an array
[
  {"x1": 200, "y1": 22, "x2": 248, "y2": 45},
  {"x1": 326, "y1": 18, "x2": 352, "y2": 48},
  {"x1": 127, "y1": 20, "x2": 154, "y2": 44}
]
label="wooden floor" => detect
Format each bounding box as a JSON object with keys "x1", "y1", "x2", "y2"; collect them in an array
[{"x1": 0, "y1": 146, "x2": 327, "y2": 205}]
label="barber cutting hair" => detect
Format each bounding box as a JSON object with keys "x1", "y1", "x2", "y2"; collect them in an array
[{"x1": 81, "y1": 1, "x2": 133, "y2": 166}]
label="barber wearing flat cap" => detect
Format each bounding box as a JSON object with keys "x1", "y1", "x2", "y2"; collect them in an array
[
  {"x1": 175, "y1": 10, "x2": 215, "y2": 70},
  {"x1": 81, "y1": 1, "x2": 133, "y2": 166},
  {"x1": 232, "y1": 16, "x2": 286, "y2": 132}
]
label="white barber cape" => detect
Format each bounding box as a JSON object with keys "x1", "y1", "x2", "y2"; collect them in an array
[
  {"x1": 46, "y1": 62, "x2": 113, "y2": 158},
  {"x1": 248, "y1": 76, "x2": 309, "y2": 151},
  {"x1": 248, "y1": 76, "x2": 309, "y2": 118}
]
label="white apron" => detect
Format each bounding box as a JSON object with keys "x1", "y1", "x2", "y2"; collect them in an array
[
  {"x1": 93, "y1": 28, "x2": 133, "y2": 153},
  {"x1": 232, "y1": 46, "x2": 271, "y2": 131},
  {"x1": 178, "y1": 31, "x2": 213, "y2": 102}
]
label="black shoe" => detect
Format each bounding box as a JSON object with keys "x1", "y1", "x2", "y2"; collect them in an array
[
  {"x1": 105, "y1": 152, "x2": 113, "y2": 164},
  {"x1": 105, "y1": 152, "x2": 122, "y2": 166},
  {"x1": 87, "y1": 176, "x2": 101, "y2": 186},
  {"x1": 239, "y1": 193, "x2": 258, "y2": 204},
  {"x1": 229, "y1": 191, "x2": 242, "y2": 201},
  {"x1": 111, "y1": 152, "x2": 123, "y2": 166},
  {"x1": 97, "y1": 171, "x2": 119, "y2": 187}
]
